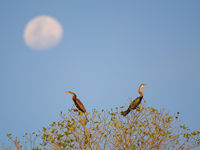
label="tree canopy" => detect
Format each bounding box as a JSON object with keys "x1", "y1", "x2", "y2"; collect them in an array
[{"x1": 4, "y1": 101, "x2": 200, "y2": 150}]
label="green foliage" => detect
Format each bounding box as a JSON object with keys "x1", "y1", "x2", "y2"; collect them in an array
[
  {"x1": 4, "y1": 102, "x2": 200, "y2": 150},
  {"x1": 4, "y1": 132, "x2": 40, "y2": 150}
]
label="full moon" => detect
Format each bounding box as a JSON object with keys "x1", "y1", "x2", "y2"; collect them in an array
[{"x1": 24, "y1": 15, "x2": 63, "y2": 50}]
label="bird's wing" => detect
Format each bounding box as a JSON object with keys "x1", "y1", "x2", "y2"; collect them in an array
[
  {"x1": 75, "y1": 98, "x2": 86, "y2": 113},
  {"x1": 129, "y1": 96, "x2": 142, "y2": 110}
]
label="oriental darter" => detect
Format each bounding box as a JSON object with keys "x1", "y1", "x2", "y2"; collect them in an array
[
  {"x1": 64, "y1": 91, "x2": 89, "y2": 122},
  {"x1": 121, "y1": 84, "x2": 147, "y2": 116}
]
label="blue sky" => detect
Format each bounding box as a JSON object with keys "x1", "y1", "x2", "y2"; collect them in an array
[{"x1": 0, "y1": 0, "x2": 200, "y2": 146}]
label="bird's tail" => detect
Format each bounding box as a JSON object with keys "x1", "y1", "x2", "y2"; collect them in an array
[{"x1": 121, "y1": 108, "x2": 130, "y2": 116}]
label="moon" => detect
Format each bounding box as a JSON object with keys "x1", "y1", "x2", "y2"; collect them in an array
[{"x1": 24, "y1": 15, "x2": 63, "y2": 50}]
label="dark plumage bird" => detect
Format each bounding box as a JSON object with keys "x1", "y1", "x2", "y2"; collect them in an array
[
  {"x1": 65, "y1": 91, "x2": 89, "y2": 121},
  {"x1": 121, "y1": 84, "x2": 147, "y2": 116}
]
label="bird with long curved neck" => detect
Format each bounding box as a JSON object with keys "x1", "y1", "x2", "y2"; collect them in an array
[
  {"x1": 121, "y1": 84, "x2": 147, "y2": 116},
  {"x1": 64, "y1": 91, "x2": 88, "y2": 121}
]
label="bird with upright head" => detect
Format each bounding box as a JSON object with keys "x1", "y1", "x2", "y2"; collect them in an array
[
  {"x1": 64, "y1": 91, "x2": 89, "y2": 122},
  {"x1": 121, "y1": 84, "x2": 147, "y2": 116}
]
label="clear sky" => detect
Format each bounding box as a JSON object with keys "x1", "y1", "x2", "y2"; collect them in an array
[{"x1": 0, "y1": 0, "x2": 200, "y2": 146}]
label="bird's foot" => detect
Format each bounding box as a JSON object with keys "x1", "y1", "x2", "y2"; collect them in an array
[
  {"x1": 73, "y1": 109, "x2": 79, "y2": 112},
  {"x1": 136, "y1": 107, "x2": 140, "y2": 111}
]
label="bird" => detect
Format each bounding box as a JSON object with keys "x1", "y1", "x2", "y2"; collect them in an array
[
  {"x1": 64, "y1": 91, "x2": 89, "y2": 121},
  {"x1": 121, "y1": 84, "x2": 147, "y2": 116}
]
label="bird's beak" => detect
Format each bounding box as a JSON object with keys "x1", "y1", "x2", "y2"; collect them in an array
[
  {"x1": 144, "y1": 84, "x2": 148, "y2": 87},
  {"x1": 64, "y1": 91, "x2": 70, "y2": 93}
]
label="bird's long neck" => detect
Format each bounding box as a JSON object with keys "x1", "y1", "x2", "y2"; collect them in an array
[
  {"x1": 72, "y1": 94, "x2": 77, "y2": 101},
  {"x1": 138, "y1": 87, "x2": 143, "y2": 97}
]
